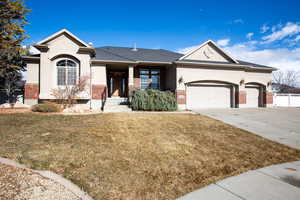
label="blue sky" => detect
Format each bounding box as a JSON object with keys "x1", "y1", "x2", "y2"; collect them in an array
[{"x1": 24, "y1": 0, "x2": 300, "y2": 70}]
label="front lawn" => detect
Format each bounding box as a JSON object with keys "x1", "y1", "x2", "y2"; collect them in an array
[{"x1": 1, "y1": 113, "x2": 300, "y2": 200}]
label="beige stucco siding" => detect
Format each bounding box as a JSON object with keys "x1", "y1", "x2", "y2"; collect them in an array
[
  {"x1": 176, "y1": 66, "x2": 245, "y2": 90},
  {"x1": 39, "y1": 34, "x2": 91, "y2": 99},
  {"x1": 176, "y1": 66, "x2": 272, "y2": 90},
  {"x1": 245, "y1": 71, "x2": 272, "y2": 90},
  {"x1": 91, "y1": 64, "x2": 107, "y2": 85},
  {"x1": 184, "y1": 43, "x2": 229, "y2": 62},
  {"x1": 26, "y1": 63, "x2": 39, "y2": 83}
]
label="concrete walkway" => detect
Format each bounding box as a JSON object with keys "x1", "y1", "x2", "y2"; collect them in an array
[
  {"x1": 178, "y1": 161, "x2": 300, "y2": 200},
  {"x1": 0, "y1": 157, "x2": 93, "y2": 200},
  {"x1": 195, "y1": 108, "x2": 300, "y2": 150}
]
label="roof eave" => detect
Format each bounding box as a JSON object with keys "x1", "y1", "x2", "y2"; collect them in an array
[
  {"x1": 174, "y1": 61, "x2": 274, "y2": 71},
  {"x1": 91, "y1": 59, "x2": 136, "y2": 65},
  {"x1": 22, "y1": 56, "x2": 40, "y2": 63}
]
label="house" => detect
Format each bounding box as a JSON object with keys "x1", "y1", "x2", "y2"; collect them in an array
[{"x1": 22, "y1": 29, "x2": 275, "y2": 110}]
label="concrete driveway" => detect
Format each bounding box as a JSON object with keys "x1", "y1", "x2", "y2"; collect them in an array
[{"x1": 195, "y1": 107, "x2": 300, "y2": 150}]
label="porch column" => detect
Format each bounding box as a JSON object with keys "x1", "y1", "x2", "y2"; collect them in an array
[
  {"x1": 265, "y1": 83, "x2": 273, "y2": 107},
  {"x1": 128, "y1": 65, "x2": 134, "y2": 92},
  {"x1": 176, "y1": 69, "x2": 186, "y2": 110},
  {"x1": 24, "y1": 62, "x2": 39, "y2": 106},
  {"x1": 91, "y1": 64, "x2": 107, "y2": 109},
  {"x1": 237, "y1": 83, "x2": 247, "y2": 108}
]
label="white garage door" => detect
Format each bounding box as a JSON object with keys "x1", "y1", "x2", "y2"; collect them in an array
[
  {"x1": 245, "y1": 87, "x2": 260, "y2": 107},
  {"x1": 186, "y1": 85, "x2": 232, "y2": 109}
]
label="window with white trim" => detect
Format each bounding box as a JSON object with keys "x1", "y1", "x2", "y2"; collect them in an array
[
  {"x1": 57, "y1": 59, "x2": 77, "y2": 86},
  {"x1": 140, "y1": 69, "x2": 160, "y2": 89}
]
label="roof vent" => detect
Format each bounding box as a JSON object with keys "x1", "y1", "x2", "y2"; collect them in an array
[
  {"x1": 88, "y1": 42, "x2": 93, "y2": 46},
  {"x1": 132, "y1": 43, "x2": 138, "y2": 51}
]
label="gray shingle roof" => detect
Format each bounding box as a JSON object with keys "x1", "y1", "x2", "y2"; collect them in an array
[
  {"x1": 93, "y1": 46, "x2": 183, "y2": 62},
  {"x1": 93, "y1": 46, "x2": 274, "y2": 70},
  {"x1": 28, "y1": 45, "x2": 274, "y2": 70}
]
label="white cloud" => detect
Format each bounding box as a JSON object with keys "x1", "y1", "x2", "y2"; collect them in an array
[
  {"x1": 224, "y1": 43, "x2": 300, "y2": 70},
  {"x1": 260, "y1": 24, "x2": 270, "y2": 33},
  {"x1": 246, "y1": 32, "x2": 254, "y2": 40},
  {"x1": 177, "y1": 21, "x2": 300, "y2": 71},
  {"x1": 216, "y1": 38, "x2": 230, "y2": 47},
  {"x1": 262, "y1": 22, "x2": 300, "y2": 43},
  {"x1": 233, "y1": 19, "x2": 244, "y2": 24},
  {"x1": 295, "y1": 35, "x2": 300, "y2": 42}
]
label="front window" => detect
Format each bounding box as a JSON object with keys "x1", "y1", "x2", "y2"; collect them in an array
[
  {"x1": 140, "y1": 69, "x2": 160, "y2": 89},
  {"x1": 57, "y1": 59, "x2": 77, "y2": 86}
]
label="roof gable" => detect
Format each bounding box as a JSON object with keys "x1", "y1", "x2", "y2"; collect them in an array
[
  {"x1": 36, "y1": 29, "x2": 91, "y2": 48},
  {"x1": 179, "y1": 40, "x2": 238, "y2": 63}
]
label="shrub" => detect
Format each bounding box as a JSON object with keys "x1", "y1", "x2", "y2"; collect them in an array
[
  {"x1": 31, "y1": 102, "x2": 62, "y2": 113},
  {"x1": 130, "y1": 89, "x2": 177, "y2": 111}
]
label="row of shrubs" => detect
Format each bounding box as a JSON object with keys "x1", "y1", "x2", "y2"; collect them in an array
[
  {"x1": 31, "y1": 102, "x2": 62, "y2": 113},
  {"x1": 130, "y1": 89, "x2": 177, "y2": 111},
  {"x1": 31, "y1": 89, "x2": 177, "y2": 112}
]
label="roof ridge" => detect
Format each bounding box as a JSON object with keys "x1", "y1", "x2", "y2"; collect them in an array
[{"x1": 95, "y1": 46, "x2": 183, "y2": 55}]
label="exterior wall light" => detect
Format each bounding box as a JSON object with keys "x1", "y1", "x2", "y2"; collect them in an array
[
  {"x1": 178, "y1": 76, "x2": 184, "y2": 84},
  {"x1": 240, "y1": 79, "x2": 245, "y2": 86}
]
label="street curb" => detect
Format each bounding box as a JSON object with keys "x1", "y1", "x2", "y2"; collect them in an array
[{"x1": 0, "y1": 157, "x2": 93, "y2": 200}]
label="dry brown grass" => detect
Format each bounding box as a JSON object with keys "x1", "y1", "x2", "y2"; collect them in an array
[{"x1": 0, "y1": 113, "x2": 300, "y2": 200}]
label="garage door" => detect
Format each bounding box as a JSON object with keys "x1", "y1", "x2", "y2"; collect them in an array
[
  {"x1": 245, "y1": 86, "x2": 260, "y2": 107},
  {"x1": 186, "y1": 85, "x2": 232, "y2": 109}
]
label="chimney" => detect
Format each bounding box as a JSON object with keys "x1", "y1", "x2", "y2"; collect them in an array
[{"x1": 132, "y1": 43, "x2": 138, "y2": 51}]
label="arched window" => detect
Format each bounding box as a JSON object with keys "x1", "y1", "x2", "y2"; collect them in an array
[{"x1": 57, "y1": 59, "x2": 77, "y2": 86}]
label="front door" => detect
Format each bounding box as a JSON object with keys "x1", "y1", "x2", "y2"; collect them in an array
[
  {"x1": 112, "y1": 76, "x2": 121, "y2": 96},
  {"x1": 109, "y1": 72, "x2": 127, "y2": 97}
]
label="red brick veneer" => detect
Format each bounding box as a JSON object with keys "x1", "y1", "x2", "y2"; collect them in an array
[
  {"x1": 92, "y1": 85, "x2": 107, "y2": 100},
  {"x1": 24, "y1": 83, "x2": 39, "y2": 99},
  {"x1": 266, "y1": 92, "x2": 273, "y2": 104},
  {"x1": 238, "y1": 91, "x2": 247, "y2": 104},
  {"x1": 176, "y1": 90, "x2": 186, "y2": 104}
]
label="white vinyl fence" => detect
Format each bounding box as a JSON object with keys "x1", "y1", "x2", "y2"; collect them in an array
[{"x1": 273, "y1": 93, "x2": 300, "y2": 107}]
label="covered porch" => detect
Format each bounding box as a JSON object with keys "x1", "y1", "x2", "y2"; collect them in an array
[
  {"x1": 106, "y1": 63, "x2": 176, "y2": 98},
  {"x1": 90, "y1": 61, "x2": 176, "y2": 110}
]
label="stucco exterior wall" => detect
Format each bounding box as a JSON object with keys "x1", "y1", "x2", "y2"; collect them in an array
[
  {"x1": 39, "y1": 34, "x2": 91, "y2": 99},
  {"x1": 26, "y1": 63, "x2": 39, "y2": 83},
  {"x1": 91, "y1": 64, "x2": 107, "y2": 85},
  {"x1": 90, "y1": 64, "x2": 107, "y2": 109},
  {"x1": 184, "y1": 43, "x2": 229, "y2": 62},
  {"x1": 176, "y1": 65, "x2": 273, "y2": 109},
  {"x1": 176, "y1": 66, "x2": 245, "y2": 90}
]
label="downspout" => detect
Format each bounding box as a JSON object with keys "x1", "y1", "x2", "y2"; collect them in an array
[{"x1": 89, "y1": 60, "x2": 92, "y2": 110}]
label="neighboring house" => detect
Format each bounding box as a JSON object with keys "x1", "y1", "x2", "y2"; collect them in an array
[{"x1": 23, "y1": 29, "x2": 275, "y2": 110}]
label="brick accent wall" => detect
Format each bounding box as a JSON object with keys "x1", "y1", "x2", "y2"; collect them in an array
[
  {"x1": 176, "y1": 90, "x2": 186, "y2": 104},
  {"x1": 266, "y1": 92, "x2": 273, "y2": 104},
  {"x1": 92, "y1": 84, "x2": 107, "y2": 100},
  {"x1": 24, "y1": 83, "x2": 39, "y2": 99},
  {"x1": 238, "y1": 91, "x2": 247, "y2": 104}
]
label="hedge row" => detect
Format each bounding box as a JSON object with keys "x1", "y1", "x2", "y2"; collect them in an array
[{"x1": 130, "y1": 89, "x2": 177, "y2": 111}]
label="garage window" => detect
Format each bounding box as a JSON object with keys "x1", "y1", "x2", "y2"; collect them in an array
[{"x1": 140, "y1": 69, "x2": 160, "y2": 90}]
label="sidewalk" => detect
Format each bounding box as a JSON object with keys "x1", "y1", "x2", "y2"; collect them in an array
[{"x1": 178, "y1": 161, "x2": 300, "y2": 200}]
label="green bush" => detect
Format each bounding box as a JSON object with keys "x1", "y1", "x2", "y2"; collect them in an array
[
  {"x1": 31, "y1": 102, "x2": 62, "y2": 113},
  {"x1": 130, "y1": 89, "x2": 177, "y2": 111}
]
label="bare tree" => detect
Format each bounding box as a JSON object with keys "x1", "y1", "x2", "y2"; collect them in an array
[
  {"x1": 51, "y1": 76, "x2": 89, "y2": 108},
  {"x1": 273, "y1": 70, "x2": 300, "y2": 92}
]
